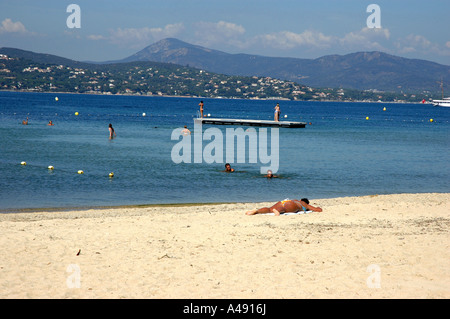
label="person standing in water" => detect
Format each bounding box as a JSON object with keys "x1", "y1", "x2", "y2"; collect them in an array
[
  {"x1": 109, "y1": 123, "x2": 116, "y2": 139},
  {"x1": 199, "y1": 100, "x2": 204, "y2": 118},
  {"x1": 181, "y1": 125, "x2": 191, "y2": 135}
]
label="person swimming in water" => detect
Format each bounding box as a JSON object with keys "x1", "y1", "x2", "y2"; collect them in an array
[
  {"x1": 224, "y1": 163, "x2": 235, "y2": 172},
  {"x1": 264, "y1": 170, "x2": 278, "y2": 178},
  {"x1": 245, "y1": 198, "x2": 322, "y2": 216}
]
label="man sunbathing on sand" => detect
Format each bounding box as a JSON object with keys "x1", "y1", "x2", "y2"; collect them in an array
[{"x1": 246, "y1": 198, "x2": 322, "y2": 216}]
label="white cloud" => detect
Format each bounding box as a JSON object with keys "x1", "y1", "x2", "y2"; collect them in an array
[
  {"x1": 253, "y1": 27, "x2": 390, "y2": 53},
  {"x1": 87, "y1": 34, "x2": 106, "y2": 41},
  {"x1": 339, "y1": 27, "x2": 390, "y2": 50},
  {"x1": 212, "y1": 21, "x2": 245, "y2": 37},
  {"x1": 88, "y1": 23, "x2": 184, "y2": 48},
  {"x1": 85, "y1": 19, "x2": 449, "y2": 63},
  {"x1": 255, "y1": 28, "x2": 449, "y2": 63},
  {"x1": 396, "y1": 34, "x2": 431, "y2": 54},
  {"x1": 406, "y1": 34, "x2": 431, "y2": 48},
  {"x1": 111, "y1": 23, "x2": 184, "y2": 46},
  {"x1": 394, "y1": 34, "x2": 450, "y2": 60},
  {"x1": 257, "y1": 30, "x2": 333, "y2": 49},
  {"x1": 194, "y1": 21, "x2": 246, "y2": 47},
  {"x1": 0, "y1": 18, "x2": 28, "y2": 34}
]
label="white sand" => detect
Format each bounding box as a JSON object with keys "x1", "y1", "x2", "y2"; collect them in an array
[{"x1": 0, "y1": 193, "x2": 449, "y2": 299}]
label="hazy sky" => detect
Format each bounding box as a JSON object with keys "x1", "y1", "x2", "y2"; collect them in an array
[{"x1": 0, "y1": 0, "x2": 449, "y2": 64}]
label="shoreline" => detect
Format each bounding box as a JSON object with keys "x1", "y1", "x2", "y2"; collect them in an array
[
  {"x1": 1, "y1": 192, "x2": 449, "y2": 298},
  {"x1": 0, "y1": 201, "x2": 235, "y2": 215},
  {"x1": 2, "y1": 191, "x2": 447, "y2": 216},
  {"x1": 0, "y1": 89, "x2": 428, "y2": 104}
]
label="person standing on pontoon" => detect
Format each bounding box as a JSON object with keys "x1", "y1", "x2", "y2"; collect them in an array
[
  {"x1": 274, "y1": 103, "x2": 281, "y2": 121},
  {"x1": 199, "y1": 101, "x2": 204, "y2": 118}
]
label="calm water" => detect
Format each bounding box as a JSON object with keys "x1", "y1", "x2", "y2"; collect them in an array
[{"x1": 0, "y1": 91, "x2": 449, "y2": 211}]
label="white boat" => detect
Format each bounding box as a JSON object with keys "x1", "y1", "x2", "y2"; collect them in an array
[
  {"x1": 431, "y1": 97, "x2": 450, "y2": 107},
  {"x1": 432, "y1": 79, "x2": 449, "y2": 106}
]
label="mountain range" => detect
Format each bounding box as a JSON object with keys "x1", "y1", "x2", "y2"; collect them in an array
[
  {"x1": 1, "y1": 38, "x2": 449, "y2": 94},
  {"x1": 117, "y1": 38, "x2": 450, "y2": 94}
]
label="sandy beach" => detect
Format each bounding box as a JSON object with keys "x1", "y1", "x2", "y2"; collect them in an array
[{"x1": 0, "y1": 193, "x2": 449, "y2": 299}]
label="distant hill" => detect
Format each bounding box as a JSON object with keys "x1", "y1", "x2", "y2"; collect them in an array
[
  {"x1": 0, "y1": 47, "x2": 90, "y2": 69},
  {"x1": 0, "y1": 49, "x2": 336, "y2": 100},
  {"x1": 117, "y1": 38, "x2": 450, "y2": 94},
  {"x1": 0, "y1": 42, "x2": 446, "y2": 100},
  {"x1": 1, "y1": 47, "x2": 435, "y2": 102}
]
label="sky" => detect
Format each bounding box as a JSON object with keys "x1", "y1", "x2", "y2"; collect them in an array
[{"x1": 0, "y1": 0, "x2": 449, "y2": 65}]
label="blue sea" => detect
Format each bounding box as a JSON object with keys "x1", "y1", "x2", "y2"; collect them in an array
[{"x1": 0, "y1": 91, "x2": 449, "y2": 211}]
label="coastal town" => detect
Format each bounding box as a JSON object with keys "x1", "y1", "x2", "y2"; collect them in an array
[{"x1": 0, "y1": 53, "x2": 432, "y2": 102}]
